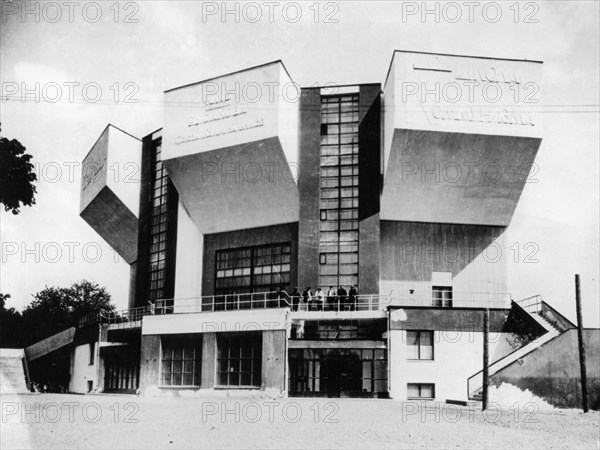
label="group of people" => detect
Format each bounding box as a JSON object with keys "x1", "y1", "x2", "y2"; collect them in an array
[{"x1": 279, "y1": 285, "x2": 358, "y2": 311}]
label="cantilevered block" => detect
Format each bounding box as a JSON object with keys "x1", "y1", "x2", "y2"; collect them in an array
[
  {"x1": 161, "y1": 61, "x2": 299, "y2": 234},
  {"x1": 80, "y1": 125, "x2": 141, "y2": 264},
  {"x1": 382, "y1": 51, "x2": 543, "y2": 226}
]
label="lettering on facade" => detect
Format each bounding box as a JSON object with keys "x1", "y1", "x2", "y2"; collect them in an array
[
  {"x1": 413, "y1": 60, "x2": 535, "y2": 127},
  {"x1": 175, "y1": 95, "x2": 264, "y2": 145},
  {"x1": 429, "y1": 106, "x2": 534, "y2": 127},
  {"x1": 413, "y1": 63, "x2": 524, "y2": 84}
]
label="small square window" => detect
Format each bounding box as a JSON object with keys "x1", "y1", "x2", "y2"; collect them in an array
[{"x1": 407, "y1": 383, "x2": 435, "y2": 399}]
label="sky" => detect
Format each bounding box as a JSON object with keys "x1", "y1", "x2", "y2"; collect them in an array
[{"x1": 1, "y1": 1, "x2": 599, "y2": 326}]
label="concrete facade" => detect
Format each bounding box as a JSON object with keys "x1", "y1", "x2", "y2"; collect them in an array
[{"x1": 74, "y1": 52, "x2": 600, "y2": 408}]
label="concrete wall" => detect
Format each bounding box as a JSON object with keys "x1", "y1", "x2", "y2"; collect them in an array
[
  {"x1": 69, "y1": 343, "x2": 98, "y2": 394},
  {"x1": 297, "y1": 88, "x2": 321, "y2": 289},
  {"x1": 490, "y1": 328, "x2": 600, "y2": 410},
  {"x1": 358, "y1": 85, "x2": 382, "y2": 294},
  {"x1": 140, "y1": 329, "x2": 287, "y2": 396},
  {"x1": 380, "y1": 221, "x2": 507, "y2": 295},
  {"x1": 262, "y1": 329, "x2": 287, "y2": 393},
  {"x1": 139, "y1": 335, "x2": 160, "y2": 396}
]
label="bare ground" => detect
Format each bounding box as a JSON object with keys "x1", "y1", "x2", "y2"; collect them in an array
[{"x1": 1, "y1": 393, "x2": 598, "y2": 449}]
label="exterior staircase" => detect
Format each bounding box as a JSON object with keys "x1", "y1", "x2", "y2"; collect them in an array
[
  {"x1": 468, "y1": 297, "x2": 563, "y2": 400},
  {"x1": 0, "y1": 349, "x2": 30, "y2": 394}
]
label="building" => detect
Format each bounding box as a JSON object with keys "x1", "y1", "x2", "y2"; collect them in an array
[{"x1": 16, "y1": 50, "x2": 597, "y2": 408}]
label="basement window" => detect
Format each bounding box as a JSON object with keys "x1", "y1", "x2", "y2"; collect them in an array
[{"x1": 407, "y1": 383, "x2": 435, "y2": 400}]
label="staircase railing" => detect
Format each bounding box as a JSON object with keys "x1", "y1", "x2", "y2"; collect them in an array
[{"x1": 515, "y1": 295, "x2": 542, "y2": 314}]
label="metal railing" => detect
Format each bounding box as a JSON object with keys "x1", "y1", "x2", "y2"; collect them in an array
[
  {"x1": 389, "y1": 289, "x2": 511, "y2": 309},
  {"x1": 515, "y1": 295, "x2": 542, "y2": 314},
  {"x1": 78, "y1": 306, "x2": 152, "y2": 327},
  {"x1": 106, "y1": 306, "x2": 152, "y2": 325},
  {"x1": 291, "y1": 294, "x2": 390, "y2": 312},
  {"x1": 78, "y1": 289, "x2": 513, "y2": 323},
  {"x1": 154, "y1": 292, "x2": 290, "y2": 314}
]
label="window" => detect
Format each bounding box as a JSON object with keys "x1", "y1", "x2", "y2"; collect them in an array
[
  {"x1": 217, "y1": 332, "x2": 262, "y2": 387},
  {"x1": 407, "y1": 331, "x2": 434, "y2": 360},
  {"x1": 432, "y1": 286, "x2": 453, "y2": 307},
  {"x1": 215, "y1": 243, "x2": 291, "y2": 295},
  {"x1": 149, "y1": 140, "x2": 171, "y2": 302},
  {"x1": 161, "y1": 335, "x2": 202, "y2": 387},
  {"x1": 407, "y1": 383, "x2": 435, "y2": 399},
  {"x1": 89, "y1": 342, "x2": 95, "y2": 365},
  {"x1": 318, "y1": 94, "x2": 360, "y2": 288}
]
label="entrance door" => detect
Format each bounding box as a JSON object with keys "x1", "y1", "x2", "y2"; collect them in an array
[
  {"x1": 289, "y1": 348, "x2": 387, "y2": 398},
  {"x1": 323, "y1": 351, "x2": 362, "y2": 398}
]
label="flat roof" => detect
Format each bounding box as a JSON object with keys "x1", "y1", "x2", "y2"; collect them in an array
[
  {"x1": 164, "y1": 60, "x2": 294, "y2": 93},
  {"x1": 82, "y1": 124, "x2": 140, "y2": 162},
  {"x1": 384, "y1": 49, "x2": 544, "y2": 88}
]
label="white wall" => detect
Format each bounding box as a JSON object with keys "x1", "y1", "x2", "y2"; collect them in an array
[
  {"x1": 69, "y1": 343, "x2": 98, "y2": 394},
  {"x1": 106, "y1": 125, "x2": 142, "y2": 216},
  {"x1": 389, "y1": 329, "x2": 515, "y2": 401},
  {"x1": 173, "y1": 200, "x2": 203, "y2": 303}
]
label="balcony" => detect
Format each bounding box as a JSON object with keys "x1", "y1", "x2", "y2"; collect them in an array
[
  {"x1": 150, "y1": 289, "x2": 510, "y2": 316},
  {"x1": 76, "y1": 290, "x2": 510, "y2": 329}
]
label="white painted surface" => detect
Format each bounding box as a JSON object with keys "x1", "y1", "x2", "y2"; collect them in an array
[
  {"x1": 384, "y1": 51, "x2": 543, "y2": 139},
  {"x1": 389, "y1": 329, "x2": 515, "y2": 401},
  {"x1": 173, "y1": 201, "x2": 203, "y2": 300},
  {"x1": 106, "y1": 126, "x2": 142, "y2": 217},
  {"x1": 142, "y1": 308, "x2": 289, "y2": 335},
  {"x1": 69, "y1": 343, "x2": 97, "y2": 394}
]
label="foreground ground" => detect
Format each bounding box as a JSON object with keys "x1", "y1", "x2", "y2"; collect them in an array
[{"x1": 1, "y1": 393, "x2": 598, "y2": 449}]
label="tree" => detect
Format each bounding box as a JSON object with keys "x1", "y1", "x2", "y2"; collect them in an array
[
  {"x1": 22, "y1": 280, "x2": 115, "y2": 345},
  {"x1": 0, "y1": 129, "x2": 37, "y2": 214},
  {"x1": 0, "y1": 293, "x2": 25, "y2": 348}
]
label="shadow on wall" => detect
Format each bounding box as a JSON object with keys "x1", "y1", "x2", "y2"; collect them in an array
[
  {"x1": 380, "y1": 221, "x2": 506, "y2": 285},
  {"x1": 490, "y1": 328, "x2": 600, "y2": 410}
]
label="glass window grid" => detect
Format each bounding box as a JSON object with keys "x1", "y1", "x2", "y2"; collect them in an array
[
  {"x1": 217, "y1": 332, "x2": 262, "y2": 387},
  {"x1": 161, "y1": 335, "x2": 202, "y2": 387},
  {"x1": 149, "y1": 140, "x2": 170, "y2": 301},
  {"x1": 215, "y1": 243, "x2": 291, "y2": 295},
  {"x1": 288, "y1": 348, "x2": 387, "y2": 395},
  {"x1": 318, "y1": 94, "x2": 360, "y2": 289}
]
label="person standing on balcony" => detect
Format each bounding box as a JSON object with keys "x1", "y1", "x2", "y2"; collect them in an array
[
  {"x1": 290, "y1": 287, "x2": 301, "y2": 311},
  {"x1": 302, "y1": 287, "x2": 312, "y2": 311},
  {"x1": 326, "y1": 286, "x2": 336, "y2": 311},
  {"x1": 349, "y1": 285, "x2": 357, "y2": 311},
  {"x1": 338, "y1": 285, "x2": 347, "y2": 311},
  {"x1": 314, "y1": 288, "x2": 325, "y2": 311}
]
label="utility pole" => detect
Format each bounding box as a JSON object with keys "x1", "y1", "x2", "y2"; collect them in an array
[
  {"x1": 575, "y1": 274, "x2": 589, "y2": 413},
  {"x1": 482, "y1": 308, "x2": 489, "y2": 410}
]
